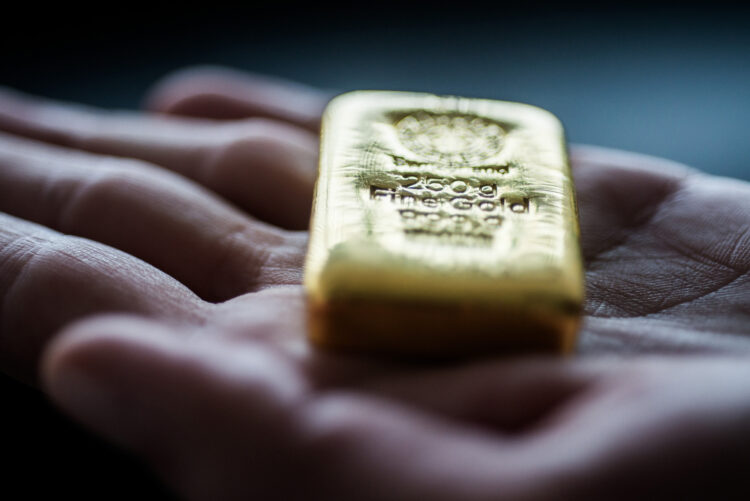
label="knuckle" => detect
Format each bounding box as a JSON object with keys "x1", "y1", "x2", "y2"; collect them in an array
[{"x1": 55, "y1": 159, "x2": 168, "y2": 230}]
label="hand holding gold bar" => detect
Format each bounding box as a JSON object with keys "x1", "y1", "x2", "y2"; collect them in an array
[{"x1": 305, "y1": 91, "x2": 584, "y2": 356}]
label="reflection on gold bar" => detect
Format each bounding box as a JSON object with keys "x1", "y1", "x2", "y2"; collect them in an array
[{"x1": 304, "y1": 91, "x2": 584, "y2": 357}]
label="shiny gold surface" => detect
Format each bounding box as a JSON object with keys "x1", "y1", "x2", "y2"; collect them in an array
[{"x1": 305, "y1": 91, "x2": 584, "y2": 356}]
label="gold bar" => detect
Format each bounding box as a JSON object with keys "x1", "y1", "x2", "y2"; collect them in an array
[{"x1": 304, "y1": 91, "x2": 584, "y2": 357}]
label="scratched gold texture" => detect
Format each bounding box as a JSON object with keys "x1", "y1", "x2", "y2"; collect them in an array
[{"x1": 305, "y1": 91, "x2": 584, "y2": 356}]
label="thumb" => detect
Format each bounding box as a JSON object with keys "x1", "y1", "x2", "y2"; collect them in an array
[
  {"x1": 41, "y1": 314, "x2": 307, "y2": 500},
  {"x1": 41, "y1": 315, "x2": 548, "y2": 501}
]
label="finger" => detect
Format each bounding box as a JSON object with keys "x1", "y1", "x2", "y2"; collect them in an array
[
  {"x1": 43, "y1": 316, "x2": 538, "y2": 501},
  {"x1": 0, "y1": 87, "x2": 317, "y2": 229},
  {"x1": 144, "y1": 66, "x2": 330, "y2": 131},
  {"x1": 0, "y1": 213, "x2": 202, "y2": 383},
  {"x1": 0, "y1": 133, "x2": 305, "y2": 301}
]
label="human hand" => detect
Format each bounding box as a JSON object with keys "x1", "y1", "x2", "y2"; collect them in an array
[{"x1": 0, "y1": 67, "x2": 748, "y2": 498}]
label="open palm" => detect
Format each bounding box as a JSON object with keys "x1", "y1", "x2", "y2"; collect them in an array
[{"x1": 1, "y1": 68, "x2": 749, "y2": 499}]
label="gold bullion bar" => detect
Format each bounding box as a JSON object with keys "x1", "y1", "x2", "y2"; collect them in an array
[{"x1": 304, "y1": 91, "x2": 584, "y2": 356}]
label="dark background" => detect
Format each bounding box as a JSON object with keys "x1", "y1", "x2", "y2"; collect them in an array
[
  {"x1": 2, "y1": 2, "x2": 749, "y2": 498},
  {"x1": 3, "y1": 3, "x2": 749, "y2": 180}
]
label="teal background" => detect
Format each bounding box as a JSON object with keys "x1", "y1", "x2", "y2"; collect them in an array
[{"x1": 3, "y1": 5, "x2": 749, "y2": 180}]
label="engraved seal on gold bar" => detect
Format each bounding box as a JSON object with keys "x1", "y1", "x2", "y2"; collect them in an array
[{"x1": 304, "y1": 91, "x2": 584, "y2": 357}]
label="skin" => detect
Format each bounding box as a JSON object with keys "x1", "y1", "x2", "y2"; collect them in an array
[{"x1": 0, "y1": 66, "x2": 749, "y2": 499}]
